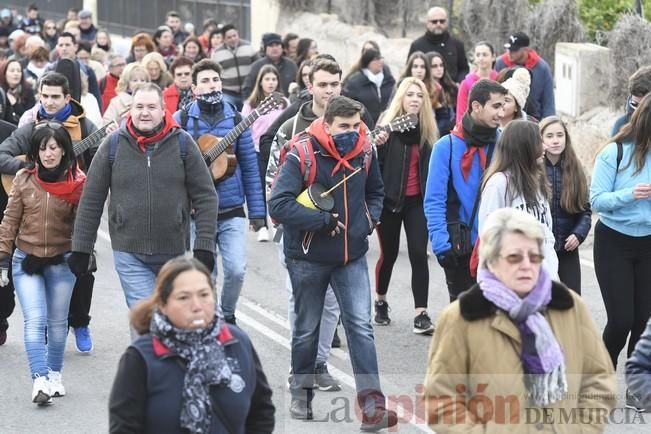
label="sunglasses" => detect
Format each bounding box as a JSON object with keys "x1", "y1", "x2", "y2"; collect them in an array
[
  {"x1": 429, "y1": 19, "x2": 446, "y2": 25},
  {"x1": 34, "y1": 120, "x2": 65, "y2": 130},
  {"x1": 630, "y1": 98, "x2": 641, "y2": 110},
  {"x1": 501, "y1": 252, "x2": 544, "y2": 265},
  {"x1": 175, "y1": 71, "x2": 191, "y2": 77}
]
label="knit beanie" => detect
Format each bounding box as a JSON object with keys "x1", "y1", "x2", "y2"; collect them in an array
[{"x1": 502, "y1": 68, "x2": 531, "y2": 110}]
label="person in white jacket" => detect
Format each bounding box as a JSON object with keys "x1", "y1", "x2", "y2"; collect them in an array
[{"x1": 478, "y1": 119, "x2": 558, "y2": 275}]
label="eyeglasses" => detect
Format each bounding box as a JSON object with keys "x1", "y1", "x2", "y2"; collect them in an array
[
  {"x1": 429, "y1": 19, "x2": 446, "y2": 25},
  {"x1": 501, "y1": 252, "x2": 544, "y2": 265},
  {"x1": 45, "y1": 26, "x2": 56, "y2": 30},
  {"x1": 175, "y1": 71, "x2": 191, "y2": 77},
  {"x1": 630, "y1": 97, "x2": 641, "y2": 110},
  {"x1": 34, "y1": 120, "x2": 65, "y2": 130}
]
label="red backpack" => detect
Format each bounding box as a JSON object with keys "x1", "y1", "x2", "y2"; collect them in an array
[{"x1": 275, "y1": 130, "x2": 374, "y2": 190}]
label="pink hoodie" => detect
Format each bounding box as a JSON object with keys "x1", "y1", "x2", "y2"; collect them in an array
[{"x1": 455, "y1": 70, "x2": 498, "y2": 121}]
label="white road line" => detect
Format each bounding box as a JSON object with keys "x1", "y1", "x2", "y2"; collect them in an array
[
  {"x1": 580, "y1": 255, "x2": 595, "y2": 269},
  {"x1": 240, "y1": 297, "x2": 291, "y2": 329},
  {"x1": 237, "y1": 304, "x2": 433, "y2": 433}
]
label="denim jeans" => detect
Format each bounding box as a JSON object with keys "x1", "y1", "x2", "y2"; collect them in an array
[
  {"x1": 113, "y1": 251, "x2": 171, "y2": 309},
  {"x1": 215, "y1": 217, "x2": 247, "y2": 319},
  {"x1": 13, "y1": 248, "x2": 75, "y2": 378},
  {"x1": 276, "y1": 239, "x2": 340, "y2": 364},
  {"x1": 287, "y1": 255, "x2": 384, "y2": 412}
]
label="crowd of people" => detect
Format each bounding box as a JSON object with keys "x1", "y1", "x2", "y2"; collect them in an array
[{"x1": 0, "y1": 2, "x2": 651, "y2": 432}]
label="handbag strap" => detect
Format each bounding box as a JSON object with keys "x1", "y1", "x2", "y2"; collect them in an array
[
  {"x1": 448, "y1": 135, "x2": 495, "y2": 231},
  {"x1": 174, "y1": 358, "x2": 236, "y2": 434}
]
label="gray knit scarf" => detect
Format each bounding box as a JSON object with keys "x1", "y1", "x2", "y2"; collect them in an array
[{"x1": 150, "y1": 307, "x2": 232, "y2": 434}]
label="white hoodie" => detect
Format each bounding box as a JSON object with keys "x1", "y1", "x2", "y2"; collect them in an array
[{"x1": 479, "y1": 171, "x2": 559, "y2": 276}]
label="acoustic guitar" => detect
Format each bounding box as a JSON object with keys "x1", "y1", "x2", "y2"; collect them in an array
[
  {"x1": 1, "y1": 118, "x2": 120, "y2": 194},
  {"x1": 197, "y1": 92, "x2": 285, "y2": 183},
  {"x1": 369, "y1": 113, "x2": 419, "y2": 144}
]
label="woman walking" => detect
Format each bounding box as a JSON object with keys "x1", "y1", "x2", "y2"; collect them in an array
[
  {"x1": 0, "y1": 123, "x2": 85, "y2": 404},
  {"x1": 373, "y1": 77, "x2": 438, "y2": 334}
]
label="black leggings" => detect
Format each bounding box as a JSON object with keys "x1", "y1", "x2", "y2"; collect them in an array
[
  {"x1": 374, "y1": 196, "x2": 429, "y2": 308},
  {"x1": 556, "y1": 248, "x2": 581, "y2": 294},
  {"x1": 593, "y1": 220, "x2": 651, "y2": 369}
]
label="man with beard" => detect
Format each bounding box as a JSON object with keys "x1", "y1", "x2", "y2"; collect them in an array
[{"x1": 408, "y1": 6, "x2": 468, "y2": 83}]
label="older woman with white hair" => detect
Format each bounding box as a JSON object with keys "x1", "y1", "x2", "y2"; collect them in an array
[{"x1": 423, "y1": 208, "x2": 616, "y2": 433}]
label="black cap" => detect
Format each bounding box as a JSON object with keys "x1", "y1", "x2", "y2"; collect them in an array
[
  {"x1": 262, "y1": 32, "x2": 282, "y2": 48},
  {"x1": 504, "y1": 32, "x2": 530, "y2": 51}
]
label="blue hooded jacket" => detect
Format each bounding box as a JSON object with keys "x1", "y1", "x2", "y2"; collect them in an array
[{"x1": 174, "y1": 100, "x2": 266, "y2": 219}]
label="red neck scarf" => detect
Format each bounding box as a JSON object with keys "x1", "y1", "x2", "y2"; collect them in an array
[
  {"x1": 307, "y1": 118, "x2": 369, "y2": 175},
  {"x1": 28, "y1": 167, "x2": 86, "y2": 205},
  {"x1": 451, "y1": 122, "x2": 487, "y2": 181},
  {"x1": 126, "y1": 110, "x2": 179, "y2": 153},
  {"x1": 499, "y1": 48, "x2": 541, "y2": 70}
]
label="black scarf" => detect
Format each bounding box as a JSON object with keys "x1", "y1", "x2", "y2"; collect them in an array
[
  {"x1": 150, "y1": 308, "x2": 233, "y2": 434},
  {"x1": 461, "y1": 112, "x2": 497, "y2": 148},
  {"x1": 37, "y1": 162, "x2": 67, "y2": 182},
  {"x1": 425, "y1": 30, "x2": 449, "y2": 45}
]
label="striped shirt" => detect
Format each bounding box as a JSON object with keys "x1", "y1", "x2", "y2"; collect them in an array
[{"x1": 211, "y1": 42, "x2": 259, "y2": 97}]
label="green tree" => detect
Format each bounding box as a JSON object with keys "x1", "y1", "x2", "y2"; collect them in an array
[{"x1": 578, "y1": 0, "x2": 651, "y2": 43}]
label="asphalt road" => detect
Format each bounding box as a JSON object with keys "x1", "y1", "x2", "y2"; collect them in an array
[{"x1": 0, "y1": 216, "x2": 648, "y2": 433}]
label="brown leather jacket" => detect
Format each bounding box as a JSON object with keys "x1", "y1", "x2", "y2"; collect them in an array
[{"x1": 0, "y1": 170, "x2": 76, "y2": 257}]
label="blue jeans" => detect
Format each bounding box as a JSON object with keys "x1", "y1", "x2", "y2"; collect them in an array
[
  {"x1": 113, "y1": 251, "x2": 171, "y2": 309},
  {"x1": 215, "y1": 217, "x2": 247, "y2": 319},
  {"x1": 287, "y1": 255, "x2": 384, "y2": 411},
  {"x1": 13, "y1": 249, "x2": 75, "y2": 378},
  {"x1": 277, "y1": 239, "x2": 339, "y2": 364}
]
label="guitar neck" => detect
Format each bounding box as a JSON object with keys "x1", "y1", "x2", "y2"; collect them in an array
[
  {"x1": 73, "y1": 123, "x2": 111, "y2": 157},
  {"x1": 370, "y1": 124, "x2": 391, "y2": 140},
  {"x1": 205, "y1": 110, "x2": 260, "y2": 163}
]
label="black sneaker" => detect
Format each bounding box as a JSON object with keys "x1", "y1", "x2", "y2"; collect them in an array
[
  {"x1": 413, "y1": 311, "x2": 435, "y2": 335},
  {"x1": 314, "y1": 363, "x2": 341, "y2": 391},
  {"x1": 374, "y1": 300, "x2": 391, "y2": 325},
  {"x1": 331, "y1": 328, "x2": 341, "y2": 348},
  {"x1": 626, "y1": 388, "x2": 646, "y2": 412}
]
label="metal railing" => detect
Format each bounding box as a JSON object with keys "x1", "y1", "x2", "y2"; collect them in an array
[{"x1": 6, "y1": 0, "x2": 251, "y2": 39}]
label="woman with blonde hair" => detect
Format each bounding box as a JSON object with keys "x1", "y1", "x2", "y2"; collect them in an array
[
  {"x1": 373, "y1": 77, "x2": 439, "y2": 333},
  {"x1": 102, "y1": 63, "x2": 150, "y2": 126},
  {"x1": 141, "y1": 51, "x2": 173, "y2": 90}
]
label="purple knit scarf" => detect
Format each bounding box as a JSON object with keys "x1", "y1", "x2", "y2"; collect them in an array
[{"x1": 478, "y1": 266, "x2": 567, "y2": 406}]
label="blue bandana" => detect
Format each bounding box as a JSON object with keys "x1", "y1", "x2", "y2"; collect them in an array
[{"x1": 38, "y1": 103, "x2": 72, "y2": 122}]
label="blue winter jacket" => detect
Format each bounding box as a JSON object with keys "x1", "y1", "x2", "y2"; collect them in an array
[
  {"x1": 495, "y1": 50, "x2": 555, "y2": 120},
  {"x1": 424, "y1": 133, "x2": 496, "y2": 255},
  {"x1": 268, "y1": 130, "x2": 384, "y2": 265},
  {"x1": 174, "y1": 101, "x2": 266, "y2": 219},
  {"x1": 545, "y1": 158, "x2": 592, "y2": 252}
]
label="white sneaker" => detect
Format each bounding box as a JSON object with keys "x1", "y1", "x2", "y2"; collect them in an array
[
  {"x1": 47, "y1": 369, "x2": 66, "y2": 397},
  {"x1": 257, "y1": 227, "x2": 270, "y2": 242},
  {"x1": 32, "y1": 375, "x2": 52, "y2": 405}
]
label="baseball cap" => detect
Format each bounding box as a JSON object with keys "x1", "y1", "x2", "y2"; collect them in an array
[
  {"x1": 504, "y1": 32, "x2": 530, "y2": 51},
  {"x1": 0, "y1": 9, "x2": 11, "y2": 18},
  {"x1": 78, "y1": 9, "x2": 92, "y2": 19}
]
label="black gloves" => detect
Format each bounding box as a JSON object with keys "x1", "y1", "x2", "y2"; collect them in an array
[
  {"x1": 249, "y1": 218, "x2": 266, "y2": 232},
  {"x1": 68, "y1": 252, "x2": 91, "y2": 277},
  {"x1": 436, "y1": 250, "x2": 458, "y2": 269},
  {"x1": 194, "y1": 249, "x2": 215, "y2": 272},
  {"x1": 323, "y1": 213, "x2": 340, "y2": 233}
]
